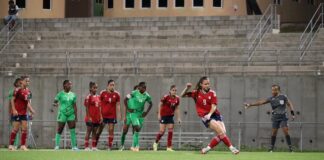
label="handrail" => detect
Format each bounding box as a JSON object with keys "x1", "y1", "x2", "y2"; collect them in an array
[
  {"x1": 247, "y1": 4, "x2": 279, "y2": 62},
  {"x1": 299, "y1": 3, "x2": 324, "y2": 61}
]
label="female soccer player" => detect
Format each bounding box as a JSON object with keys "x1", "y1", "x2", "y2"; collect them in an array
[
  {"x1": 96, "y1": 80, "x2": 121, "y2": 150},
  {"x1": 181, "y1": 76, "x2": 239, "y2": 154},
  {"x1": 244, "y1": 84, "x2": 295, "y2": 152},
  {"x1": 84, "y1": 82, "x2": 102, "y2": 151},
  {"x1": 53, "y1": 80, "x2": 78, "y2": 150},
  {"x1": 8, "y1": 76, "x2": 35, "y2": 151},
  {"x1": 153, "y1": 85, "x2": 181, "y2": 151},
  {"x1": 123, "y1": 82, "x2": 152, "y2": 152}
]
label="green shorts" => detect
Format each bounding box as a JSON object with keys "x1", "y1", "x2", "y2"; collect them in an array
[
  {"x1": 57, "y1": 112, "x2": 76, "y2": 122},
  {"x1": 126, "y1": 112, "x2": 143, "y2": 127}
]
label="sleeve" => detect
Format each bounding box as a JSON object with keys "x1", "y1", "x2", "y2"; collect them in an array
[
  {"x1": 211, "y1": 91, "x2": 218, "y2": 105},
  {"x1": 13, "y1": 88, "x2": 20, "y2": 99},
  {"x1": 266, "y1": 96, "x2": 272, "y2": 103},
  {"x1": 284, "y1": 95, "x2": 288, "y2": 103},
  {"x1": 54, "y1": 92, "x2": 60, "y2": 101},
  {"x1": 146, "y1": 93, "x2": 152, "y2": 103},
  {"x1": 27, "y1": 90, "x2": 32, "y2": 100},
  {"x1": 8, "y1": 89, "x2": 14, "y2": 100},
  {"x1": 160, "y1": 95, "x2": 167, "y2": 103},
  {"x1": 84, "y1": 95, "x2": 89, "y2": 107}
]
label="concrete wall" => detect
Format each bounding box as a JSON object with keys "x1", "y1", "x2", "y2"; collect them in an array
[{"x1": 0, "y1": 75, "x2": 323, "y2": 150}]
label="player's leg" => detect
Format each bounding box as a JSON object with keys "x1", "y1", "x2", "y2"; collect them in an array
[
  {"x1": 281, "y1": 120, "x2": 292, "y2": 152},
  {"x1": 91, "y1": 124, "x2": 99, "y2": 151},
  {"x1": 107, "y1": 122, "x2": 115, "y2": 150},
  {"x1": 67, "y1": 115, "x2": 78, "y2": 150},
  {"x1": 153, "y1": 123, "x2": 166, "y2": 151},
  {"x1": 84, "y1": 123, "x2": 92, "y2": 150},
  {"x1": 120, "y1": 124, "x2": 129, "y2": 150},
  {"x1": 215, "y1": 121, "x2": 239, "y2": 154},
  {"x1": 9, "y1": 119, "x2": 20, "y2": 150},
  {"x1": 131, "y1": 113, "x2": 141, "y2": 151},
  {"x1": 166, "y1": 123, "x2": 175, "y2": 151},
  {"x1": 270, "y1": 120, "x2": 280, "y2": 152},
  {"x1": 20, "y1": 119, "x2": 28, "y2": 150},
  {"x1": 96, "y1": 122, "x2": 105, "y2": 146},
  {"x1": 55, "y1": 121, "x2": 66, "y2": 149}
]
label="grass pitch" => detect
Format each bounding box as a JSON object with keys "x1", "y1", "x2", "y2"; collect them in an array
[{"x1": 1, "y1": 150, "x2": 323, "y2": 160}]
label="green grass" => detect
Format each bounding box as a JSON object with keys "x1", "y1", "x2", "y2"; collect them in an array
[{"x1": 1, "y1": 150, "x2": 324, "y2": 160}]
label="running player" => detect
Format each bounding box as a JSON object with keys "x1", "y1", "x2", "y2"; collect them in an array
[
  {"x1": 181, "y1": 76, "x2": 239, "y2": 154},
  {"x1": 84, "y1": 82, "x2": 102, "y2": 151},
  {"x1": 53, "y1": 80, "x2": 78, "y2": 150},
  {"x1": 96, "y1": 80, "x2": 121, "y2": 150},
  {"x1": 122, "y1": 82, "x2": 153, "y2": 151},
  {"x1": 244, "y1": 84, "x2": 295, "y2": 152},
  {"x1": 8, "y1": 76, "x2": 35, "y2": 151},
  {"x1": 153, "y1": 85, "x2": 181, "y2": 151}
]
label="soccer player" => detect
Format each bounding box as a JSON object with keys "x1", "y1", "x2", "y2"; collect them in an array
[
  {"x1": 153, "y1": 85, "x2": 181, "y2": 151},
  {"x1": 122, "y1": 82, "x2": 153, "y2": 151},
  {"x1": 96, "y1": 80, "x2": 121, "y2": 150},
  {"x1": 8, "y1": 76, "x2": 35, "y2": 151},
  {"x1": 181, "y1": 76, "x2": 239, "y2": 154},
  {"x1": 53, "y1": 80, "x2": 78, "y2": 150},
  {"x1": 244, "y1": 84, "x2": 295, "y2": 152},
  {"x1": 119, "y1": 85, "x2": 138, "y2": 151},
  {"x1": 84, "y1": 82, "x2": 102, "y2": 151},
  {"x1": 8, "y1": 78, "x2": 22, "y2": 148}
]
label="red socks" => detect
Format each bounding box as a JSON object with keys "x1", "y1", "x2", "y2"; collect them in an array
[
  {"x1": 155, "y1": 131, "x2": 164, "y2": 143},
  {"x1": 21, "y1": 130, "x2": 27, "y2": 146},
  {"x1": 209, "y1": 136, "x2": 221, "y2": 148},
  {"x1": 218, "y1": 134, "x2": 232, "y2": 147},
  {"x1": 167, "y1": 129, "x2": 173, "y2": 147},
  {"x1": 108, "y1": 135, "x2": 114, "y2": 148},
  {"x1": 9, "y1": 130, "x2": 18, "y2": 145}
]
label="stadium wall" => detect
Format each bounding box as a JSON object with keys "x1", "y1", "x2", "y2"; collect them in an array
[{"x1": 0, "y1": 75, "x2": 323, "y2": 150}]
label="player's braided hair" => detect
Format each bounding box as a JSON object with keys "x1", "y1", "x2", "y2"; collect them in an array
[
  {"x1": 194, "y1": 76, "x2": 208, "y2": 102},
  {"x1": 63, "y1": 80, "x2": 70, "y2": 86}
]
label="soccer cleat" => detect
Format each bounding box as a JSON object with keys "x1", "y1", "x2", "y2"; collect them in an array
[
  {"x1": 166, "y1": 147, "x2": 174, "y2": 152},
  {"x1": 134, "y1": 147, "x2": 140, "y2": 152},
  {"x1": 289, "y1": 147, "x2": 293, "y2": 153},
  {"x1": 119, "y1": 145, "x2": 125, "y2": 151},
  {"x1": 268, "y1": 147, "x2": 274, "y2": 152},
  {"x1": 54, "y1": 146, "x2": 60, "y2": 150},
  {"x1": 153, "y1": 142, "x2": 158, "y2": 151},
  {"x1": 107, "y1": 147, "x2": 111, "y2": 151},
  {"x1": 130, "y1": 147, "x2": 136, "y2": 151},
  {"x1": 84, "y1": 147, "x2": 91, "y2": 151},
  {"x1": 20, "y1": 145, "x2": 29, "y2": 151},
  {"x1": 229, "y1": 146, "x2": 239, "y2": 155},
  {"x1": 92, "y1": 147, "x2": 98, "y2": 151},
  {"x1": 8, "y1": 145, "x2": 16, "y2": 151},
  {"x1": 201, "y1": 146, "x2": 210, "y2": 154},
  {"x1": 72, "y1": 147, "x2": 79, "y2": 151}
]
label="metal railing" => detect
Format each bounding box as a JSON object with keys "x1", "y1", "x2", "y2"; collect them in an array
[
  {"x1": 247, "y1": 4, "x2": 280, "y2": 63},
  {"x1": 299, "y1": 3, "x2": 324, "y2": 62}
]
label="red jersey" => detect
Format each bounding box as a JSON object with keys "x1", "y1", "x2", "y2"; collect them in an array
[
  {"x1": 185, "y1": 89, "x2": 220, "y2": 117},
  {"x1": 160, "y1": 94, "x2": 180, "y2": 117},
  {"x1": 84, "y1": 94, "x2": 101, "y2": 123},
  {"x1": 100, "y1": 90, "x2": 120, "y2": 119},
  {"x1": 13, "y1": 88, "x2": 31, "y2": 116}
]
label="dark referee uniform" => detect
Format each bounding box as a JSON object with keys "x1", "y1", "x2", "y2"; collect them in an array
[{"x1": 267, "y1": 94, "x2": 289, "y2": 129}]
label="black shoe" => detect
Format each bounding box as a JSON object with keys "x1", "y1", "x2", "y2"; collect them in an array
[
  {"x1": 268, "y1": 147, "x2": 274, "y2": 152},
  {"x1": 289, "y1": 147, "x2": 293, "y2": 152}
]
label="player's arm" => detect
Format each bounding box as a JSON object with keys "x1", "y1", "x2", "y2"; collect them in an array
[
  {"x1": 53, "y1": 99, "x2": 59, "y2": 107},
  {"x1": 244, "y1": 99, "x2": 269, "y2": 109},
  {"x1": 11, "y1": 95, "x2": 18, "y2": 116},
  {"x1": 74, "y1": 103, "x2": 78, "y2": 122},
  {"x1": 175, "y1": 103, "x2": 181, "y2": 124},
  {"x1": 157, "y1": 102, "x2": 162, "y2": 120},
  {"x1": 116, "y1": 101, "x2": 121, "y2": 121},
  {"x1": 180, "y1": 83, "x2": 192, "y2": 97},
  {"x1": 287, "y1": 98, "x2": 295, "y2": 120},
  {"x1": 123, "y1": 96, "x2": 129, "y2": 121},
  {"x1": 84, "y1": 98, "x2": 91, "y2": 122},
  {"x1": 204, "y1": 104, "x2": 217, "y2": 120},
  {"x1": 142, "y1": 101, "x2": 153, "y2": 118},
  {"x1": 27, "y1": 100, "x2": 35, "y2": 115}
]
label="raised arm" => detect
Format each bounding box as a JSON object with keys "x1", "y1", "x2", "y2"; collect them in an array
[{"x1": 180, "y1": 83, "x2": 192, "y2": 97}]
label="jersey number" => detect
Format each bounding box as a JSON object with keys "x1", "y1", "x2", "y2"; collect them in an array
[{"x1": 203, "y1": 99, "x2": 207, "y2": 106}]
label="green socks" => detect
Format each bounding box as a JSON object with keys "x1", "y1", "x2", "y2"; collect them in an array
[
  {"x1": 55, "y1": 133, "x2": 61, "y2": 147},
  {"x1": 70, "y1": 128, "x2": 77, "y2": 148},
  {"x1": 133, "y1": 131, "x2": 139, "y2": 147}
]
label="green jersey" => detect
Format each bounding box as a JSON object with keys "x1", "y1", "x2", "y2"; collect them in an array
[
  {"x1": 55, "y1": 91, "x2": 77, "y2": 115},
  {"x1": 127, "y1": 90, "x2": 152, "y2": 112},
  {"x1": 8, "y1": 88, "x2": 15, "y2": 100}
]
